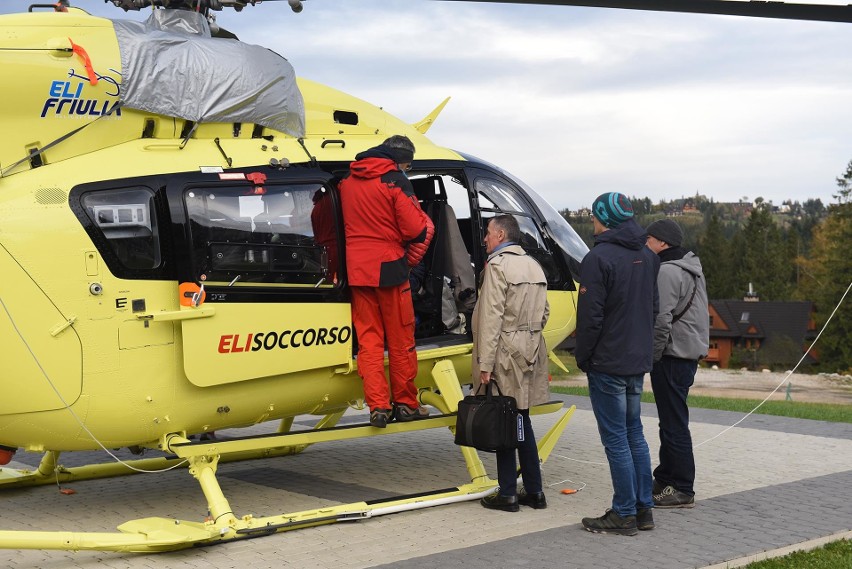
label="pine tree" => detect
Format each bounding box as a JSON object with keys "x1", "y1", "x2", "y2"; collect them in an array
[
  {"x1": 799, "y1": 162, "x2": 852, "y2": 372},
  {"x1": 735, "y1": 207, "x2": 791, "y2": 301},
  {"x1": 698, "y1": 214, "x2": 733, "y2": 299}
]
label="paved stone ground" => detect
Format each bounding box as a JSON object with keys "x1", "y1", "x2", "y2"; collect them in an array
[{"x1": 1, "y1": 394, "x2": 851, "y2": 569}]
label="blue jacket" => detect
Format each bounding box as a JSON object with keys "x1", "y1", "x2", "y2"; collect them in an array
[{"x1": 575, "y1": 218, "x2": 660, "y2": 375}]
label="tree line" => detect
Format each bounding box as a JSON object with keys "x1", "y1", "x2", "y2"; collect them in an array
[{"x1": 560, "y1": 161, "x2": 852, "y2": 373}]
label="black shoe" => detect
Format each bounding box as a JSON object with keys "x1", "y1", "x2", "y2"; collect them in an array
[
  {"x1": 517, "y1": 490, "x2": 547, "y2": 509},
  {"x1": 370, "y1": 408, "x2": 392, "y2": 428},
  {"x1": 393, "y1": 403, "x2": 430, "y2": 422},
  {"x1": 652, "y1": 479, "x2": 664, "y2": 496},
  {"x1": 582, "y1": 509, "x2": 638, "y2": 536},
  {"x1": 637, "y1": 508, "x2": 655, "y2": 531},
  {"x1": 480, "y1": 492, "x2": 519, "y2": 512},
  {"x1": 653, "y1": 485, "x2": 695, "y2": 509}
]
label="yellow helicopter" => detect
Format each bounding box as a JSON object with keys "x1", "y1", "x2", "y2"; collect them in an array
[
  {"x1": 0, "y1": 0, "x2": 592, "y2": 553},
  {"x1": 0, "y1": 0, "x2": 848, "y2": 554}
]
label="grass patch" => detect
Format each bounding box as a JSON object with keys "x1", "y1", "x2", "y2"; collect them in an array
[
  {"x1": 548, "y1": 351, "x2": 852, "y2": 423},
  {"x1": 550, "y1": 386, "x2": 852, "y2": 424},
  {"x1": 743, "y1": 539, "x2": 852, "y2": 568}
]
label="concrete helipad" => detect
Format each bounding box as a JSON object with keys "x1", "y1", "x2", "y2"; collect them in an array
[{"x1": 2, "y1": 394, "x2": 851, "y2": 569}]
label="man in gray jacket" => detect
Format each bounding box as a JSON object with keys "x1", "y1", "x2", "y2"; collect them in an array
[{"x1": 645, "y1": 219, "x2": 709, "y2": 508}]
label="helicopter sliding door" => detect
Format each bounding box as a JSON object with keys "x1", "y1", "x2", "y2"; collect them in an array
[
  {"x1": 171, "y1": 170, "x2": 352, "y2": 387},
  {"x1": 0, "y1": 244, "x2": 82, "y2": 414}
]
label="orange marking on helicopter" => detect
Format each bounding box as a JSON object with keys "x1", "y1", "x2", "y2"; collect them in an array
[{"x1": 69, "y1": 38, "x2": 98, "y2": 86}]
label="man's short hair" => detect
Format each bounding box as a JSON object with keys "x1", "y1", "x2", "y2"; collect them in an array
[
  {"x1": 383, "y1": 135, "x2": 415, "y2": 164},
  {"x1": 490, "y1": 214, "x2": 521, "y2": 244}
]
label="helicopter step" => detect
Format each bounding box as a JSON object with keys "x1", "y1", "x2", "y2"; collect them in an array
[{"x1": 0, "y1": 405, "x2": 575, "y2": 553}]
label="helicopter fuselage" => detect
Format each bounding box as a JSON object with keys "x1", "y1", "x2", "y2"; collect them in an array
[{"x1": 0, "y1": 8, "x2": 586, "y2": 454}]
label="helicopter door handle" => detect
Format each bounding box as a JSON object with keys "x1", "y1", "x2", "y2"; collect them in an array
[
  {"x1": 49, "y1": 316, "x2": 77, "y2": 337},
  {"x1": 136, "y1": 307, "x2": 216, "y2": 322},
  {"x1": 321, "y1": 139, "x2": 345, "y2": 148}
]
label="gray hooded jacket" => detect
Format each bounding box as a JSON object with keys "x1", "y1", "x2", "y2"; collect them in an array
[{"x1": 654, "y1": 251, "x2": 710, "y2": 362}]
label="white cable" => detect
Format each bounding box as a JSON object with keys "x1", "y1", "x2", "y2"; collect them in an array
[
  {"x1": 544, "y1": 455, "x2": 591, "y2": 492},
  {"x1": 552, "y1": 453, "x2": 607, "y2": 466},
  {"x1": 0, "y1": 296, "x2": 187, "y2": 474},
  {"x1": 694, "y1": 280, "x2": 852, "y2": 449}
]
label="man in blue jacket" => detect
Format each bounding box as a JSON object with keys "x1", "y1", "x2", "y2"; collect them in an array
[{"x1": 576, "y1": 192, "x2": 660, "y2": 536}]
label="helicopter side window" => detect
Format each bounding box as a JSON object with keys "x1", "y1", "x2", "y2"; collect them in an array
[
  {"x1": 184, "y1": 183, "x2": 336, "y2": 286},
  {"x1": 81, "y1": 188, "x2": 161, "y2": 270},
  {"x1": 475, "y1": 178, "x2": 564, "y2": 286}
]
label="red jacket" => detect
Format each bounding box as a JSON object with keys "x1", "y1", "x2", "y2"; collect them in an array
[{"x1": 339, "y1": 147, "x2": 432, "y2": 287}]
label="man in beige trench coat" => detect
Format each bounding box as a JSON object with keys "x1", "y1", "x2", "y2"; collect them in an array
[{"x1": 472, "y1": 214, "x2": 550, "y2": 513}]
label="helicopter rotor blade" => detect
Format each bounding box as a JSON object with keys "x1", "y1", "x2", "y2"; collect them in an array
[
  {"x1": 102, "y1": 0, "x2": 852, "y2": 23},
  {"x1": 437, "y1": 0, "x2": 852, "y2": 24},
  {"x1": 106, "y1": 0, "x2": 305, "y2": 12}
]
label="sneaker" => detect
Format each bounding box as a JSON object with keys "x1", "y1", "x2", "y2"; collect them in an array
[
  {"x1": 636, "y1": 508, "x2": 655, "y2": 531},
  {"x1": 581, "y1": 509, "x2": 638, "y2": 536},
  {"x1": 652, "y1": 479, "x2": 664, "y2": 496},
  {"x1": 653, "y1": 485, "x2": 695, "y2": 509},
  {"x1": 517, "y1": 490, "x2": 548, "y2": 509},
  {"x1": 393, "y1": 403, "x2": 430, "y2": 422},
  {"x1": 480, "y1": 492, "x2": 519, "y2": 512},
  {"x1": 369, "y1": 408, "x2": 392, "y2": 428}
]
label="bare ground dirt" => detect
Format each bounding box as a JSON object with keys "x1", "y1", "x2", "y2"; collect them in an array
[{"x1": 552, "y1": 367, "x2": 852, "y2": 405}]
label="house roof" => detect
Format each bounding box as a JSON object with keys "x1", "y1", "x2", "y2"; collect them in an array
[{"x1": 709, "y1": 300, "x2": 815, "y2": 347}]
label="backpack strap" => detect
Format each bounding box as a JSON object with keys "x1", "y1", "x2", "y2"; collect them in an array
[{"x1": 671, "y1": 273, "x2": 699, "y2": 324}]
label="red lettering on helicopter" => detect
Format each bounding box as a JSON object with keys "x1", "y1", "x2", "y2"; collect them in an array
[{"x1": 217, "y1": 326, "x2": 352, "y2": 354}]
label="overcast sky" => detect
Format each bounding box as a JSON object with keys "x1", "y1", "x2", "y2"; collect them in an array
[{"x1": 4, "y1": 0, "x2": 852, "y2": 211}]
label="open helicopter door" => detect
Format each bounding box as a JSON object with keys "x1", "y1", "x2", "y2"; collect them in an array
[{"x1": 168, "y1": 169, "x2": 352, "y2": 387}]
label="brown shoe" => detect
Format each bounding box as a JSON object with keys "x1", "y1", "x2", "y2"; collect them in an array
[
  {"x1": 370, "y1": 408, "x2": 392, "y2": 428},
  {"x1": 393, "y1": 403, "x2": 429, "y2": 422}
]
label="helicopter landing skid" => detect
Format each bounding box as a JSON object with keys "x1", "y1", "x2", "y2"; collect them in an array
[{"x1": 0, "y1": 359, "x2": 575, "y2": 552}]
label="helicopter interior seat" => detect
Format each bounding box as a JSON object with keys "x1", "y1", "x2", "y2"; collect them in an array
[{"x1": 409, "y1": 176, "x2": 476, "y2": 339}]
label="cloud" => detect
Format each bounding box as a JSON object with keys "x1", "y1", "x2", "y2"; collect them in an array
[{"x1": 2, "y1": 0, "x2": 851, "y2": 210}]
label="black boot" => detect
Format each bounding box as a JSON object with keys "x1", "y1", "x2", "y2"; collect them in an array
[
  {"x1": 517, "y1": 490, "x2": 547, "y2": 509},
  {"x1": 480, "y1": 492, "x2": 519, "y2": 512}
]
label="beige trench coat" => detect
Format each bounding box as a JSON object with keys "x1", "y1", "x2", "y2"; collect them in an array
[{"x1": 471, "y1": 244, "x2": 550, "y2": 409}]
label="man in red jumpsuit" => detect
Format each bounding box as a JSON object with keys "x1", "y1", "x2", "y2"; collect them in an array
[{"x1": 339, "y1": 135, "x2": 434, "y2": 428}]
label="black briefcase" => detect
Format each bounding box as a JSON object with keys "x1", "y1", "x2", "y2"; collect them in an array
[{"x1": 454, "y1": 380, "x2": 520, "y2": 452}]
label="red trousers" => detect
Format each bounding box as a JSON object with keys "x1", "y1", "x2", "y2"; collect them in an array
[{"x1": 350, "y1": 283, "x2": 418, "y2": 411}]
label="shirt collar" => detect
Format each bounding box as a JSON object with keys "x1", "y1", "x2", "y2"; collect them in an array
[{"x1": 492, "y1": 241, "x2": 517, "y2": 254}]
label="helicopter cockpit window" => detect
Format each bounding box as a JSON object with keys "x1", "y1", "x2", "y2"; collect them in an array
[
  {"x1": 184, "y1": 183, "x2": 337, "y2": 287},
  {"x1": 475, "y1": 178, "x2": 564, "y2": 286},
  {"x1": 81, "y1": 188, "x2": 161, "y2": 270}
]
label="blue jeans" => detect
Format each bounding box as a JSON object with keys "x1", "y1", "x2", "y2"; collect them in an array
[
  {"x1": 588, "y1": 371, "x2": 653, "y2": 517},
  {"x1": 496, "y1": 410, "x2": 542, "y2": 496},
  {"x1": 650, "y1": 356, "x2": 697, "y2": 496}
]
